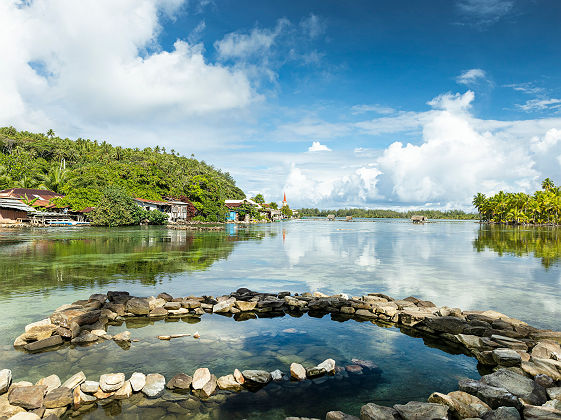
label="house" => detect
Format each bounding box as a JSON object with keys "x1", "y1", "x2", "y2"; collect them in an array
[
  {"x1": 163, "y1": 198, "x2": 194, "y2": 223},
  {"x1": 133, "y1": 198, "x2": 171, "y2": 219},
  {"x1": 0, "y1": 188, "x2": 65, "y2": 212},
  {"x1": 134, "y1": 197, "x2": 194, "y2": 223},
  {"x1": 0, "y1": 194, "x2": 36, "y2": 223},
  {"x1": 411, "y1": 215, "x2": 427, "y2": 223},
  {"x1": 225, "y1": 199, "x2": 261, "y2": 222}
]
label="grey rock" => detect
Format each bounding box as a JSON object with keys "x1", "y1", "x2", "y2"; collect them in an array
[
  {"x1": 242, "y1": 370, "x2": 272, "y2": 387},
  {"x1": 326, "y1": 411, "x2": 359, "y2": 420},
  {"x1": 80, "y1": 381, "x2": 99, "y2": 394},
  {"x1": 61, "y1": 371, "x2": 86, "y2": 390},
  {"x1": 424, "y1": 316, "x2": 467, "y2": 334},
  {"x1": 0, "y1": 369, "x2": 12, "y2": 394},
  {"x1": 24, "y1": 335, "x2": 63, "y2": 351},
  {"x1": 99, "y1": 373, "x2": 125, "y2": 392},
  {"x1": 547, "y1": 387, "x2": 561, "y2": 400},
  {"x1": 271, "y1": 369, "x2": 284, "y2": 381},
  {"x1": 125, "y1": 298, "x2": 150, "y2": 315},
  {"x1": 142, "y1": 373, "x2": 165, "y2": 398},
  {"x1": 492, "y1": 349, "x2": 522, "y2": 366},
  {"x1": 70, "y1": 332, "x2": 99, "y2": 345},
  {"x1": 36, "y1": 375, "x2": 61, "y2": 394},
  {"x1": 482, "y1": 406, "x2": 521, "y2": 420},
  {"x1": 192, "y1": 374, "x2": 217, "y2": 398},
  {"x1": 129, "y1": 372, "x2": 146, "y2": 392},
  {"x1": 459, "y1": 378, "x2": 520, "y2": 409},
  {"x1": 166, "y1": 374, "x2": 192, "y2": 390},
  {"x1": 536, "y1": 375, "x2": 555, "y2": 389},
  {"x1": 523, "y1": 405, "x2": 561, "y2": 419},
  {"x1": 360, "y1": 403, "x2": 400, "y2": 419},
  {"x1": 481, "y1": 369, "x2": 547, "y2": 405},
  {"x1": 393, "y1": 401, "x2": 449, "y2": 420}
]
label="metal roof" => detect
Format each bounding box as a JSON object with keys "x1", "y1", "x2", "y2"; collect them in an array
[{"x1": 0, "y1": 198, "x2": 37, "y2": 213}]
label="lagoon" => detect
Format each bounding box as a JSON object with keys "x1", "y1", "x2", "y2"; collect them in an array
[{"x1": 1, "y1": 220, "x2": 560, "y2": 418}]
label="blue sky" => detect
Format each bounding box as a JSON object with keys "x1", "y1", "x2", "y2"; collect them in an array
[{"x1": 1, "y1": 0, "x2": 561, "y2": 208}]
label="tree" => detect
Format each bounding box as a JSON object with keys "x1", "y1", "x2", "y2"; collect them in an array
[
  {"x1": 38, "y1": 162, "x2": 68, "y2": 193},
  {"x1": 281, "y1": 205, "x2": 293, "y2": 218},
  {"x1": 46, "y1": 129, "x2": 55, "y2": 138},
  {"x1": 237, "y1": 201, "x2": 258, "y2": 220},
  {"x1": 472, "y1": 193, "x2": 486, "y2": 221},
  {"x1": 269, "y1": 202, "x2": 278, "y2": 210},
  {"x1": 91, "y1": 186, "x2": 140, "y2": 227},
  {"x1": 252, "y1": 194, "x2": 265, "y2": 204}
]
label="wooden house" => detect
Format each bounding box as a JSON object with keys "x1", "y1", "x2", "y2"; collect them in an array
[{"x1": 0, "y1": 194, "x2": 36, "y2": 223}]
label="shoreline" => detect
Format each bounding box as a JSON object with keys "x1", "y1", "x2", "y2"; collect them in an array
[{"x1": 4, "y1": 288, "x2": 561, "y2": 419}]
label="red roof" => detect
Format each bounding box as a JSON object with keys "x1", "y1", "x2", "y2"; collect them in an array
[{"x1": 1, "y1": 188, "x2": 63, "y2": 200}]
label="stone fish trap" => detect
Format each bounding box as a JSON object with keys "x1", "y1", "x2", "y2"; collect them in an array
[{"x1": 5, "y1": 288, "x2": 561, "y2": 419}]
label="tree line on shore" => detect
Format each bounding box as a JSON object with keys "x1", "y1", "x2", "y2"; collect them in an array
[
  {"x1": 472, "y1": 178, "x2": 561, "y2": 225},
  {"x1": 0, "y1": 127, "x2": 245, "y2": 222},
  {"x1": 297, "y1": 208, "x2": 478, "y2": 220}
]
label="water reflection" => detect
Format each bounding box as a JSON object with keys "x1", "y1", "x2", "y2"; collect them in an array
[
  {"x1": 474, "y1": 225, "x2": 561, "y2": 269},
  {"x1": 0, "y1": 226, "x2": 271, "y2": 296}
]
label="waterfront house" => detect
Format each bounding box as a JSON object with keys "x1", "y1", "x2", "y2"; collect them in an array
[
  {"x1": 0, "y1": 188, "x2": 65, "y2": 212},
  {"x1": 225, "y1": 199, "x2": 261, "y2": 222},
  {"x1": 134, "y1": 197, "x2": 193, "y2": 222},
  {"x1": 0, "y1": 194, "x2": 36, "y2": 223}
]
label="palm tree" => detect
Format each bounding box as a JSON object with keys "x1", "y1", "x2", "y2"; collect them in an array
[
  {"x1": 14, "y1": 175, "x2": 39, "y2": 189},
  {"x1": 46, "y1": 129, "x2": 55, "y2": 138},
  {"x1": 472, "y1": 193, "x2": 486, "y2": 220},
  {"x1": 38, "y1": 161, "x2": 68, "y2": 193},
  {"x1": 542, "y1": 178, "x2": 555, "y2": 192}
]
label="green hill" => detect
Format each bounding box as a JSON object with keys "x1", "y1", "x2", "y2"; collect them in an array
[{"x1": 0, "y1": 126, "x2": 245, "y2": 221}]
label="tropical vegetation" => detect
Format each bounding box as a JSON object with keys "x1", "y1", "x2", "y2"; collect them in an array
[
  {"x1": 0, "y1": 127, "x2": 245, "y2": 221},
  {"x1": 297, "y1": 208, "x2": 477, "y2": 219},
  {"x1": 472, "y1": 178, "x2": 561, "y2": 225}
]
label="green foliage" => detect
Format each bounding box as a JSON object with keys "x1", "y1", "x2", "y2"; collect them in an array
[
  {"x1": 269, "y1": 202, "x2": 278, "y2": 210},
  {"x1": 0, "y1": 127, "x2": 245, "y2": 220},
  {"x1": 281, "y1": 205, "x2": 293, "y2": 217},
  {"x1": 298, "y1": 208, "x2": 477, "y2": 220},
  {"x1": 237, "y1": 201, "x2": 259, "y2": 219},
  {"x1": 252, "y1": 194, "x2": 265, "y2": 203},
  {"x1": 473, "y1": 179, "x2": 561, "y2": 225},
  {"x1": 91, "y1": 186, "x2": 140, "y2": 227}
]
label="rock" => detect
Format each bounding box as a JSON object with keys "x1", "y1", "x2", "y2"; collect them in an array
[
  {"x1": 284, "y1": 296, "x2": 308, "y2": 309},
  {"x1": 182, "y1": 299, "x2": 201, "y2": 309},
  {"x1": 129, "y1": 372, "x2": 146, "y2": 392},
  {"x1": 7, "y1": 413, "x2": 41, "y2": 420},
  {"x1": 393, "y1": 401, "x2": 449, "y2": 420},
  {"x1": 163, "y1": 301, "x2": 181, "y2": 310},
  {"x1": 166, "y1": 374, "x2": 192, "y2": 390},
  {"x1": 112, "y1": 331, "x2": 131, "y2": 342},
  {"x1": 355, "y1": 309, "x2": 377, "y2": 318},
  {"x1": 24, "y1": 319, "x2": 52, "y2": 332},
  {"x1": 490, "y1": 335, "x2": 528, "y2": 351},
  {"x1": 70, "y1": 332, "x2": 99, "y2": 345},
  {"x1": 493, "y1": 349, "x2": 522, "y2": 366},
  {"x1": 0, "y1": 369, "x2": 12, "y2": 394},
  {"x1": 217, "y1": 374, "x2": 242, "y2": 392},
  {"x1": 428, "y1": 391, "x2": 491, "y2": 418},
  {"x1": 317, "y1": 359, "x2": 336, "y2": 374},
  {"x1": 424, "y1": 316, "x2": 467, "y2": 334},
  {"x1": 235, "y1": 301, "x2": 257, "y2": 311},
  {"x1": 271, "y1": 370, "x2": 284, "y2": 381},
  {"x1": 73, "y1": 386, "x2": 96, "y2": 408},
  {"x1": 241, "y1": 370, "x2": 272, "y2": 387},
  {"x1": 545, "y1": 400, "x2": 561, "y2": 411},
  {"x1": 548, "y1": 387, "x2": 561, "y2": 400},
  {"x1": 50, "y1": 308, "x2": 100, "y2": 328},
  {"x1": 93, "y1": 388, "x2": 113, "y2": 400},
  {"x1": 44, "y1": 407, "x2": 66, "y2": 418},
  {"x1": 290, "y1": 363, "x2": 307, "y2": 381},
  {"x1": 44, "y1": 387, "x2": 72, "y2": 408},
  {"x1": 157, "y1": 292, "x2": 173, "y2": 301},
  {"x1": 345, "y1": 365, "x2": 363, "y2": 375},
  {"x1": 114, "y1": 381, "x2": 132, "y2": 399},
  {"x1": 523, "y1": 405, "x2": 561, "y2": 419},
  {"x1": 483, "y1": 406, "x2": 521, "y2": 420},
  {"x1": 481, "y1": 369, "x2": 547, "y2": 405},
  {"x1": 532, "y1": 341, "x2": 561, "y2": 359},
  {"x1": 0, "y1": 393, "x2": 26, "y2": 417},
  {"x1": 458, "y1": 378, "x2": 519, "y2": 409},
  {"x1": 213, "y1": 298, "x2": 236, "y2": 313},
  {"x1": 325, "y1": 411, "x2": 359, "y2": 420},
  {"x1": 99, "y1": 373, "x2": 125, "y2": 392},
  {"x1": 522, "y1": 359, "x2": 561, "y2": 381},
  {"x1": 192, "y1": 368, "x2": 211, "y2": 390},
  {"x1": 234, "y1": 369, "x2": 245, "y2": 385},
  {"x1": 351, "y1": 359, "x2": 378, "y2": 370},
  {"x1": 14, "y1": 325, "x2": 57, "y2": 346},
  {"x1": 192, "y1": 374, "x2": 217, "y2": 398},
  {"x1": 306, "y1": 367, "x2": 326, "y2": 379},
  {"x1": 36, "y1": 375, "x2": 61, "y2": 394},
  {"x1": 61, "y1": 372, "x2": 86, "y2": 390},
  {"x1": 23, "y1": 335, "x2": 64, "y2": 352},
  {"x1": 125, "y1": 298, "x2": 150, "y2": 315},
  {"x1": 8, "y1": 385, "x2": 46, "y2": 410},
  {"x1": 142, "y1": 373, "x2": 165, "y2": 398},
  {"x1": 149, "y1": 307, "x2": 168, "y2": 317},
  {"x1": 80, "y1": 381, "x2": 99, "y2": 394},
  {"x1": 535, "y1": 375, "x2": 555, "y2": 389},
  {"x1": 360, "y1": 403, "x2": 400, "y2": 419}
]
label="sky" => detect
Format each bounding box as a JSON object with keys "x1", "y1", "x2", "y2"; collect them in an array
[{"x1": 1, "y1": 0, "x2": 561, "y2": 209}]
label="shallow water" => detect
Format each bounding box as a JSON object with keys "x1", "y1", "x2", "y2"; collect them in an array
[{"x1": 1, "y1": 220, "x2": 560, "y2": 418}]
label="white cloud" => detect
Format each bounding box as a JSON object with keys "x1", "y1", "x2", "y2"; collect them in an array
[
  {"x1": 214, "y1": 19, "x2": 289, "y2": 60},
  {"x1": 456, "y1": 68, "x2": 487, "y2": 85},
  {"x1": 276, "y1": 118, "x2": 352, "y2": 141},
  {"x1": 300, "y1": 14, "x2": 326, "y2": 39},
  {"x1": 0, "y1": 0, "x2": 255, "y2": 132},
  {"x1": 504, "y1": 83, "x2": 545, "y2": 95},
  {"x1": 517, "y1": 98, "x2": 561, "y2": 113},
  {"x1": 457, "y1": 0, "x2": 514, "y2": 26},
  {"x1": 308, "y1": 141, "x2": 331, "y2": 152},
  {"x1": 279, "y1": 91, "x2": 561, "y2": 209},
  {"x1": 351, "y1": 104, "x2": 395, "y2": 115}
]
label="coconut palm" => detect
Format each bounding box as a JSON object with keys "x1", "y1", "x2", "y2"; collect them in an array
[{"x1": 38, "y1": 163, "x2": 68, "y2": 193}]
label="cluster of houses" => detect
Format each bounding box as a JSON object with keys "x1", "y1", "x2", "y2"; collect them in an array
[{"x1": 0, "y1": 187, "x2": 294, "y2": 226}]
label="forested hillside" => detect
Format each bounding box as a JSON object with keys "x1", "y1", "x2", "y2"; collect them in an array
[{"x1": 0, "y1": 127, "x2": 245, "y2": 220}]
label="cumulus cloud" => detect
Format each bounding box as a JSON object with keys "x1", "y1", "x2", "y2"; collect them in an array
[
  {"x1": 282, "y1": 91, "x2": 561, "y2": 209},
  {"x1": 308, "y1": 141, "x2": 331, "y2": 152},
  {"x1": 0, "y1": 0, "x2": 255, "y2": 132},
  {"x1": 456, "y1": 69, "x2": 487, "y2": 85},
  {"x1": 517, "y1": 98, "x2": 561, "y2": 113}
]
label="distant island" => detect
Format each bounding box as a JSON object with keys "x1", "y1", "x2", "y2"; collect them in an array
[
  {"x1": 297, "y1": 208, "x2": 478, "y2": 220},
  {"x1": 473, "y1": 178, "x2": 561, "y2": 225}
]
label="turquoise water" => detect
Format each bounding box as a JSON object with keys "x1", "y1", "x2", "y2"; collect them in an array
[{"x1": 1, "y1": 220, "x2": 560, "y2": 418}]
